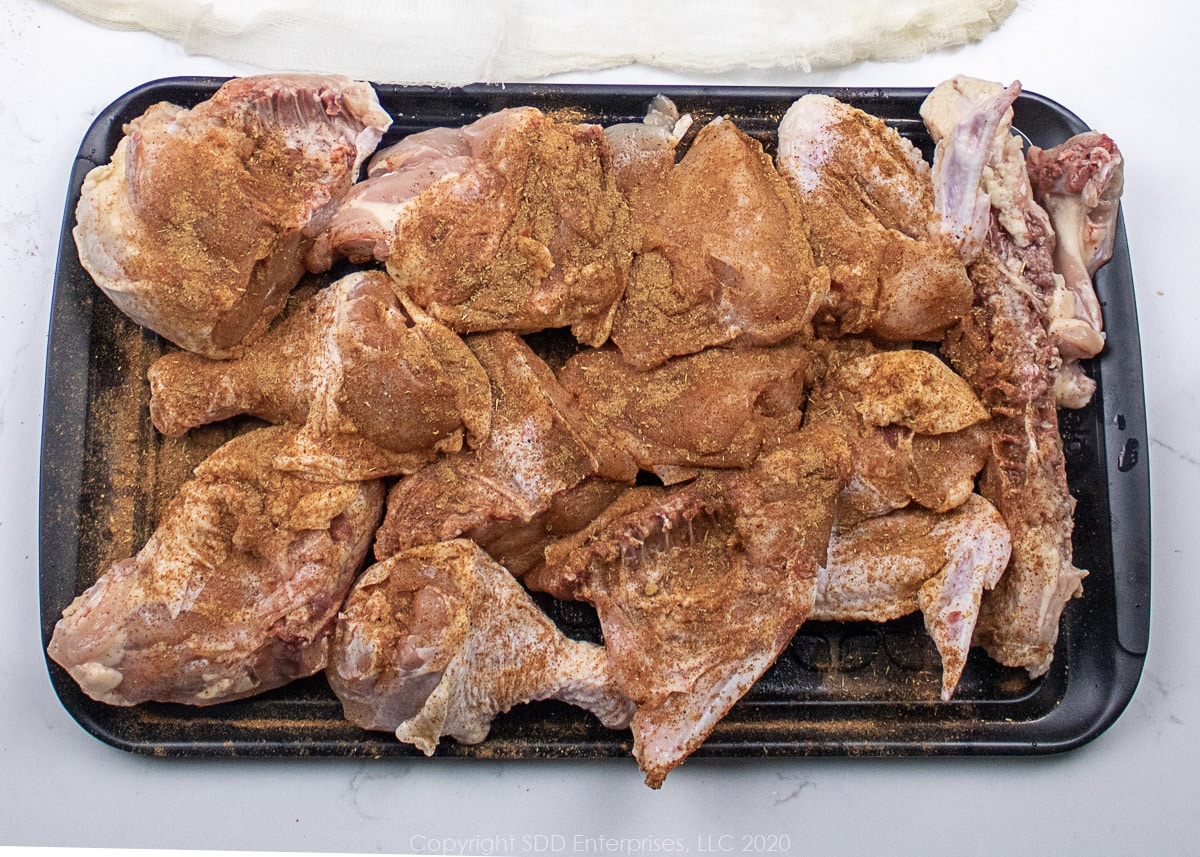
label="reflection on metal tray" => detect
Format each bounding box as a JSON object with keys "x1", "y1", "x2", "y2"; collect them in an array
[{"x1": 40, "y1": 80, "x2": 1150, "y2": 759}]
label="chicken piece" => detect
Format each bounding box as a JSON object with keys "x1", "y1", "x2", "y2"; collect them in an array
[
  {"x1": 1027, "y1": 132, "x2": 1124, "y2": 374},
  {"x1": 47, "y1": 426, "x2": 385, "y2": 706},
  {"x1": 74, "y1": 75, "x2": 391, "y2": 358},
  {"x1": 149, "y1": 271, "x2": 491, "y2": 481},
  {"x1": 328, "y1": 540, "x2": 634, "y2": 751},
  {"x1": 942, "y1": 253, "x2": 1087, "y2": 677},
  {"x1": 556, "y1": 339, "x2": 810, "y2": 480},
  {"x1": 776, "y1": 95, "x2": 972, "y2": 341},
  {"x1": 314, "y1": 108, "x2": 636, "y2": 346},
  {"x1": 813, "y1": 494, "x2": 1011, "y2": 700},
  {"x1": 604, "y1": 95, "x2": 693, "y2": 218},
  {"x1": 528, "y1": 429, "x2": 850, "y2": 787},
  {"x1": 805, "y1": 348, "x2": 990, "y2": 524},
  {"x1": 373, "y1": 331, "x2": 636, "y2": 561},
  {"x1": 609, "y1": 117, "x2": 829, "y2": 369},
  {"x1": 921, "y1": 76, "x2": 1108, "y2": 408}
]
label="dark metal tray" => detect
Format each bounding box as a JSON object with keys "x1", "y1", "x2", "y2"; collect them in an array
[{"x1": 41, "y1": 79, "x2": 1150, "y2": 759}]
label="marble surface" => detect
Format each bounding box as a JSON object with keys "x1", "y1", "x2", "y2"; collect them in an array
[{"x1": 2, "y1": 0, "x2": 1197, "y2": 853}]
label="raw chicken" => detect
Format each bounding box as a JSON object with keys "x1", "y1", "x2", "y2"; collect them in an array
[
  {"x1": 373, "y1": 332, "x2": 636, "y2": 561},
  {"x1": 1027, "y1": 132, "x2": 1124, "y2": 398},
  {"x1": 328, "y1": 540, "x2": 634, "y2": 751},
  {"x1": 527, "y1": 429, "x2": 850, "y2": 787},
  {"x1": 942, "y1": 253, "x2": 1087, "y2": 677},
  {"x1": 315, "y1": 107, "x2": 637, "y2": 346},
  {"x1": 813, "y1": 494, "x2": 1011, "y2": 700},
  {"x1": 604, "y1": 95, "x2": 693, "y2": 220},
  {"x1": 804, "y1": 347, "x2": 991, "y2": 524},
  {"x1": 777, "y1": 95, "x2": 973, "y2": 341},
  {"x1": 74, "y1": 74, "x2": 391, "y2": 358},
  {"x1": 47, "y1": 426, "x2": 385, "y2": 706},
  {"x1": 148, "y1": 271, "x2": 492, "y2": 481},
  {"x1": 609, "y1": 117, "x2": 830, "y2": 369},
  {"x1": 556, "y1": 339, "x2": 810, "y2": 481}
]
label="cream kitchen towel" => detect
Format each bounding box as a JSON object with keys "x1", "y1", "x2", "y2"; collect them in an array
[{"x1": 47, "y1": 1, "x2": 1016, "y2": 84}]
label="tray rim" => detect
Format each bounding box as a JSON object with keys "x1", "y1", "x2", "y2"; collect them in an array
[{"x1": 39, "y1": 78, "x2": 1151, "y2": 760}]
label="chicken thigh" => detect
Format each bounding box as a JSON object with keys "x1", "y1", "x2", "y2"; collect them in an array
[
  {"x1": 74, "y1": 74, "x2": 391, "y2": 357},
  {"x1": 776, "y1": 94, "x2": 972, "y2": 341},
  {"x1": 149, "y1": 271, "x2": 492, "y2": 481},
  {"x1": 328, "y1": 539, "x2": 634, "y2": 751},
  {"x1": 47, "y1": 426, "x2": 385, "y2": 706},
  {"x1": 315, "y1": 107, "x2": 637, "y2": 346}
]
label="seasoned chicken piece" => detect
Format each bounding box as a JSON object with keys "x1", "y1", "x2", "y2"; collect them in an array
[
  {"x1": 604, "y1": 95, "x2": 693, "y2": 217},
  {"x1": 528, "y1": 429, "x2": 850, "y2": 787},
  {"x1": 805, "y1": 348, "x2": 990, "y2": 524},
  {"x1": 47, "y1": 426, "x2": 384, "y2": 706},
  {"x1": 373, "y1": 332, "x2": 636, "y2": 561},
  {"x1": 556, "y1": 339, "x2": 810, "y2": 481},
  {"x1": 942, "y1": 253, "x2": 1087, "y2": 677},
  {"x1": 609, "y1": 117, "x2": 829, "y2": 369},
  {"x1": 74, "y1": 74, "x2": 391, "y2": 358},
  {"x1": 148, "y1": 271, "x2": 491, "y2": 481},
  {"x1": 315, "y1": 108, "x2": 636, "y2": 346},
  {"x1": 777, "y1": 95, "x2": 972, "y2": 341},
  {"x1": 813, "y1": 494, "x2": 1011, "y2": 700},
  {"x1": 328, "y1": 540, "x2": 634, "y2": 751},
  {"x1": 1027, "y1": 132, "x2": 1124, "y2": 395}
]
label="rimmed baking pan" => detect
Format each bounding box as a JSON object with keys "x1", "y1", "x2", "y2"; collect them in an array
[{"x1": 40, "y1": 79, "x2": 1149, "y2": 758}]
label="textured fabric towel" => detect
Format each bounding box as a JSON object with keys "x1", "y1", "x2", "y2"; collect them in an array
[{"x1": 47, "y1": 0, "x2": 1016, "y2": 84}]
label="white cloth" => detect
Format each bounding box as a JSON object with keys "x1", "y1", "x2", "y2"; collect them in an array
[{"x1": 46, "y1": 0, "x2": 1016, "y2": 84}]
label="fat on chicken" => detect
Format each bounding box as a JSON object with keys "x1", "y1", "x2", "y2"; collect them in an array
[
  {"x1": 813, "y1": 494, "x2": 1012, "y2": 700},
  {"x1": 47, "y1": 426, "x2": 384, "y2": 706},
  {"x1": 776, "y1": 95, "x2": 973, "y2": 341},
  {"x1": 313, "y1": 107, "x2": 637, "y2": 346},
  {"x1": 148, "y1": 271, "x2": 492, "y2": 481},
  {"x1": 328, "y1": 539, "x2": 634, "y2": 751},
  {"x1": 74, "y1": 74, "x2": 391, "y2": 358}
]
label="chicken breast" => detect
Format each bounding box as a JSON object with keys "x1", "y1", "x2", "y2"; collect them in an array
[
  {"x1": 74, "y1": 74, "x2": 391, "y2": 358},
  {"x1": 47, "y1": 426, "x2": 385, "y2": 706}
]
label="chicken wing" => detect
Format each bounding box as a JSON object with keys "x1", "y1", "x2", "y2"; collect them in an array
[
  {"x1": 74, "y1": 74, "x2": 391, "y2": 358},
  {"x1": 47, "y1": 426, "x2": 384, "y2": 706}
]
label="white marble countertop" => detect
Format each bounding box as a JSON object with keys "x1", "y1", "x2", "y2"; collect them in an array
[{"x1": 3, "y1": 0, "x2": 1197, "y2": 853}]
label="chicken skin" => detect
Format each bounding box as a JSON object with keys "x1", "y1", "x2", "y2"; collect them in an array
[
  {"x1": 777, "y1": 94, "x2": 972, "y2": 341},
  {"x1": 315, "y1": 107, "x2": 637, "y2": 346},
  {"x1": 148, "y1": 271, "x2": 492, "y2": 481},
  {"x1": 48, "y1": 426, "x2": 384, "y2": 706},
  {"x1": 328, "y1": 539, "x2": 634, "y2": 751},
  {"x1": 74, "y1": 74, "x2": 391, "y2": 358}
]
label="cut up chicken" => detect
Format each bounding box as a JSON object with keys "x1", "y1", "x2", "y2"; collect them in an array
[
  {"x1": 527, "y1": 428, "x2": 850, "y2": 787},
  {"x1": 314, "y1": 107, "x2": 637, "y2": 346},
  {"x1": 1027, "y1": 131, "x2": 1124, "y2": 402},
  {"x1": 327, "y1": 540, "x2": 634, "y2": 751},
  {"x1": 804, "y1": 347, "x2": 991, "y2": 524},
  {"x1": 942, "y1": 253, "x2": 1087, "y2": 677},
  {"x1": 608, "y1": 117, "x2": 830, "y2": 369},
  {"x1": 813, "y1": 494, "x2": 1011, "y2": 700},
  {"x1": 556, "y1": 339, "x2": 810, "y2": 482},
  {"x1": 148, "y1": 271, "x2": 492, "y2": 481},
  {"x1": 373, "y1": 331, "x2": 636, "y2": 562},
  {"x1": 47, "y1": 426, "x2": 384, "y2": 706},
  {"x1": 74, "y1": 74, "x2": 391, "y2": 358},
  {"x1": 777, "y1": 94, "x2": 973, "y2": 341}
]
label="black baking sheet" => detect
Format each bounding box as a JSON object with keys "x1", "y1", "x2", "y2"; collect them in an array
[{"x1": 40, "y1": 79, "x2": 1150, "y2": 758}]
